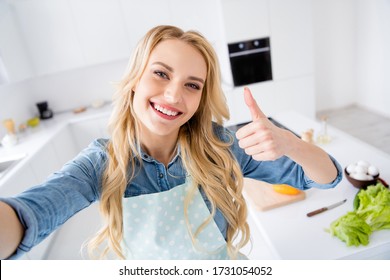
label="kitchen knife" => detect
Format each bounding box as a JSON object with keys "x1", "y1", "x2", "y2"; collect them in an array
[{"x1": 306, "y1": 199, "x2": 347, "y2": 217}]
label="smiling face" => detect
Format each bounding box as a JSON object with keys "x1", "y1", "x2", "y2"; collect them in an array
[{"x1": 132, "y1": 39, "x2": 207, "y2": 143}]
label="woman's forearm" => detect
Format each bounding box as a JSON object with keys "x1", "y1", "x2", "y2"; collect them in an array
[
  {"x1": 0, "y1": 201, "x2": 24, "y2": 259},
  {"x1": 285, "y1": 131, "x2": 338, "y2": 184}
]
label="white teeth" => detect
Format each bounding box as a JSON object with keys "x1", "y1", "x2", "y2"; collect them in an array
[{"x1": 154, "y1": 104, "x2": 179, "y2": 116}]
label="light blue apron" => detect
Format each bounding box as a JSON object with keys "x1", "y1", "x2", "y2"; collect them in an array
[{"x1": 122, "y1": 180, "x2": 245, "y2": 259}]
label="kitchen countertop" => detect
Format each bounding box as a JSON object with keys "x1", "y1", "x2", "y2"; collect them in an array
[
  {"x1": 0, "y1": 105, "x2": 112, "y2": 186},
  {"x1": 1, "y1": 109, "x2": 389, "y2": 259},
  {"x1": 245, "y1": 111, "x2": 390, "y2": 259}
]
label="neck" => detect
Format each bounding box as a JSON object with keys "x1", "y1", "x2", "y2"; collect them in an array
[{"x1": 140, "y1": 131, "x2": 179, "y2": 166}]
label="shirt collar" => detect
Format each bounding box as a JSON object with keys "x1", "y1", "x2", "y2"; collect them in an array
[{"x1": 135, "y1": 144, "x2": 181, "y2": 165}]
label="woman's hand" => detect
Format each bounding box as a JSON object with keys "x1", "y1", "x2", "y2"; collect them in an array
[
  {"x1": 235, "y1": 87, "x2": 291, "y2": 161},
  {"x1": 235, "y1": 87, "x2": 338, "y2": 184}
]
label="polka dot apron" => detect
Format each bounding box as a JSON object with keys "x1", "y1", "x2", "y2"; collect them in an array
[{"x1": 122, "y1": 180, "x2": 245, "y2": 259}]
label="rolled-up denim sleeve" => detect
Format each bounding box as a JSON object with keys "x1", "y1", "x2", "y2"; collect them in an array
[
  {"x1": 0, "y1": 139, "x2": 107, "y2": 259},
  {"x1": 219, "y1": 126, "x2": 343, "y2": 190}
]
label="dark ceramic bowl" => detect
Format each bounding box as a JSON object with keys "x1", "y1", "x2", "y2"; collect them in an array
[{"x1": 344, "y1": 168, "x2": 379, "y2": 189}]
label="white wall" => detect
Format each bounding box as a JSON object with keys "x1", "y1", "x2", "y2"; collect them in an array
[
  {"x1": 313, "y1": 0, "x2": 390, "y2": 118},
  {"x1": 312, "y1": 0, "x2": 357, "y2": 112},
  {"x1": 0, "y1": 82, "x2": 37, "y2": 136},
  {"x1": 356, "y1": 0, "x2": 390, "y2": 118},
  {"x1": 0, "y1": 1, "x2": 34, "y2": 83},
  {"x1": 25, "y1": 59, "x2": 127, "y2": 113}
]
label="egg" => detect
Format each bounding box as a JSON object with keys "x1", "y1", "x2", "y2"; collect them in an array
[
  {"x1": 354, "y1": 165, "x2": 368, "y2": 174},
  {"x1": 367, "y1": 165, "x2": 379, "y2": 176},
  {"x1": 357, "y1": 160, "x2": 370, "y2": 168},
  {"x1": 350, "y1": 172, "x2": 372, "y2": 181},
  {"x1": 346, "y1": 163, "x2": 356, "y2": 174}
]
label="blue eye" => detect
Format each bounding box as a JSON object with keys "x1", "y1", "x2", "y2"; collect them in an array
[
  {"x1": 187, "y1": 83, "x2": 201, "y2": 90},
  {"x1": 154, "y1": 70, "x2": 169, "y2": 79}
]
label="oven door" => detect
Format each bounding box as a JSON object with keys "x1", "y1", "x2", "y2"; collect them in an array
[{"x1": 229, "y1": 38, "x2": 273, "y2": 86}]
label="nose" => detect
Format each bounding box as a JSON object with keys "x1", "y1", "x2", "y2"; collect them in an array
[{"x1": 164, "y1": 84, "x2": 182, "y2": 104}]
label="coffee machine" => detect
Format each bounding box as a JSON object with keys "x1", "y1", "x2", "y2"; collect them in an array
[{"x1": 36, "y1": 101, "x2": 54, "y2": 119}]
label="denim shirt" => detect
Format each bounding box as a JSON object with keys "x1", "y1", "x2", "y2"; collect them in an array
[{"x1": 0, "y1": 124, "x2": 343, "y2": 259}]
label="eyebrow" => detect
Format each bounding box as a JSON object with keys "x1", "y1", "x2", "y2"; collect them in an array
[{"x1": 152, "y1": 61, "x2": 205, "y2": 84}]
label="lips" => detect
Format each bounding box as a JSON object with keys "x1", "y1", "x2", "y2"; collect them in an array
[{"x1": 151, "y1": 102, "x2": 182, "y2": 119}]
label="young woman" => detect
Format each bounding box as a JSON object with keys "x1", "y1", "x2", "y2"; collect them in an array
[{"x1": 0, "y1": 25, "x2": 342, "y2": 260}]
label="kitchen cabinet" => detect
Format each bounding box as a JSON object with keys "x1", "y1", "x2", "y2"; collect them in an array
[
  {"x1": 0, "y1": 163, "x2": 38, "y2": 260},
  {"x1": 220, "y1": 0, "x2": 314, "y2": 80},
  {"x1": 119, "y1": 0, "x2": 172, "y2": 48},
  {"x1": 0, "y1": 162, "x2": 38, "y2": 198},
  {"x1": 51, "y1": 124, "x2": 79, "y2": 165},
  {"x1": 29, "y1": 143, "x2": 63, "y2": 183},
  {"x1": 15, "y1": 138, "x2": 73, "y2": 260},
  {"x1": 69, "y1": 0, "x2": 131, "y2": 66},
  {"x1": 69, "y1": 116, "x2": 109, "y2": 151},
  {"x1": 169, "y1": 0, "x2": 222, "y2": 44},
  {"x1": 0, "y1": 108, "x2": 112, "y2": 259},
  {"x1": 269, "y1": 0, "x2": 314, "y2": 80},
  {"x1": 220, "y1": 0, "x2": 316, "y2": 123},
  {"x1": 220, "y1": 0, "x2": 270, "y2": 43},
  {"x1": 44, "y1": 202, "x2": 102, "y2": 259},
  {"x1": 28, "y1": 117, "x2": 109, "y2": 259},
  {"x1": 1, "y1": 0, "x2": 227, "y2": 83},
  {"x1": 0, "y1": 143, "x2": 64, "y2": 260},
  {"x1": 4, "y1": 0, "x2": 132, "y2": 81},
  {"x1": 13, "y1": 0, "x2": 85, "y2": 77},
  {"x1": 0, "y1": 3, "x2": 33, "y2": 83}
]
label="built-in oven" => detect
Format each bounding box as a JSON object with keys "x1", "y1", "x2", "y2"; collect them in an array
[{"x1": 228, "y1": 37, "x2": 272, "y2": 87}]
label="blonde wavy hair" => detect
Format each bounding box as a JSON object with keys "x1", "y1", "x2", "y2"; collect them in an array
[{"x1": 86, "y1": 25, "x2": 249, "y2": 259}]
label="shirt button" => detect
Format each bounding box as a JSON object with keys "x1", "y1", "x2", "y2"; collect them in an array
[{"x1": 159, "y1": 173, "x2": 164, "y2": 178}]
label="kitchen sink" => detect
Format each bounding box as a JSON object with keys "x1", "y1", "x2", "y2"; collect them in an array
[{"x1": 0, "y1": 153, "x2": 27, "y2": 179}]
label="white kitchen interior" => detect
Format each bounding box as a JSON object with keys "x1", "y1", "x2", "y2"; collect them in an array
[{"x1": 0, "y1": 0, "x2": 389, "y2": 260}]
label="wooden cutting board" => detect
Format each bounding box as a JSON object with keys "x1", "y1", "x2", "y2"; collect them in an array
[{"x1": 243, "y1": 178, "x2": 306, "y2": 211}]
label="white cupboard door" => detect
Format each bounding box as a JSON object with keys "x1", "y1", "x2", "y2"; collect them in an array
[
  {"x1": 13, "y1": 0, "x2": 84, "y2": 76},
  {"x1": 51, "y1": 125, "x2": 79, "y2": 165},
  {"x1": 44, "y1": 203, "x2": 102, "y2": 259},
  {"x1": 0, "y1": 163, "x2": 48, "y2": 260},
  {"x1": 221, "y1": 0, "x2": 270, "y2": 43},
  {"x1": 69, "y1": 0, "x2": 131, "y2": 65},
  {"x1": 269, "y1": 0, "x2": 314, "y2": 80},
  {"x1": 70, "y1": 118, "x2": 105, "y2": 151},
  {"x1": 29, "y1": 143, "x2": 63, "y2": 183},
  {"x1": 0, "y1": 5, "x2": 33, "y2": 83},
  {"x1": 119, "y1": 0, "x2": 172, "y2": 49},
  {"x1": 0, "y1": 163, "x2": 38, "y2": 197},
  {"x1": 168, "y1": 0, "x2": 221, "y2": 43}
]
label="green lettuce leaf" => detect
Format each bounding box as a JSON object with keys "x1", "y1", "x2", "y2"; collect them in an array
[
  {"x1": 328, "y1": 212, "x2": 372, "y2": 246},
  {"x1": 355, "y1": 183, "x2": 390, "y2": 231},
  {"x1": 328, "y1": 182, "x2": 390, "y2": 246}
]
